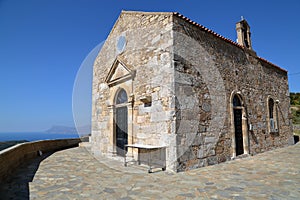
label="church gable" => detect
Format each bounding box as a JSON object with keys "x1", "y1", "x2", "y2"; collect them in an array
[{"x1": 105, "y1": 58, "x2": 135, "y2": 86}]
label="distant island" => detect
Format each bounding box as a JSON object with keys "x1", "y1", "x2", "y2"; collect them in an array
[
  {"x1": 45, "y1": 125, "x2": 91, "y2": 136},
  {"x1": 45, "y1": 125, "x2": 77, "y2": 134},
  {"x1": 0, "y1": 125, "x2": 90, "y2": 151}
]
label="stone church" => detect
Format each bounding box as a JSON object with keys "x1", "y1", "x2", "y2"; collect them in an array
[{"x1": 91, "y1": 11, "x2": 294, "y2": 172}]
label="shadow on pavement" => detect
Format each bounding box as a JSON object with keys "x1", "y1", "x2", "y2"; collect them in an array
[{"x1": 0, "y1": 152, "x2": 53, "y2": 200}]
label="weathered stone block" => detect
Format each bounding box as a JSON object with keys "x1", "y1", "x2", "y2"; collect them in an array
[
  {"x1": 206, "y1": 156, "x2": 217, "y2": 166},
  {"x1": 205, "y1": 136, "x2": 216, "y2": 144},
  {"x1": 202, "y1": 102, "x2": 211, "y2": 112},
  {"x1": 150, "y1": 111, "x2": 168, "y2": 122},
  {"x1": 216, "y1": 146, "x2": 224, "y2": 154},
  {"x1": 136, "y1": 116, "x2": 146, "y2": 124}
]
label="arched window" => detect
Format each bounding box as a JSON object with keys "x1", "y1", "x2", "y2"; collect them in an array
[
  {"x1": 268, "y1": 98, "x2": 278, "y2": 132},
  {"x1": 116, "y1": 89, "x2": 128, "y2": 104}
]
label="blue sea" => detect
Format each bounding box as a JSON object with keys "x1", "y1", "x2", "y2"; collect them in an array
[{"x1": 0, "y1": 132, "x2": 79, "y2": 142}]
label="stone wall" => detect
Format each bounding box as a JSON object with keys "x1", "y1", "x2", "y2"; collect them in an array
[
  {"x1": 91, "y1": 11, "x2": 178, "y2": 170},
  {"x1": 173, "y1": 15, "x2": 294, "y2": 171},
  {"x1": 0, "y1": 139, "x2": 80, "y2": 181}
]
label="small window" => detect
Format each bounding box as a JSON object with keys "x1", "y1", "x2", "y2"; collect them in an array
[
  {"x1": 116, "y1": 89, "x2": 128, "y2": 104},
  {"x1": 116, "y1": 35, "x2": 126, "y2": 54}
]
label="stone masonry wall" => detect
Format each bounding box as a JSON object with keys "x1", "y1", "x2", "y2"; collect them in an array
[
  {"x1": 172, "y1": 15, "x2": 293, "y2": 171},
  {"x1": 92, "y1": 11, "x2": 177, "y2": 170}
]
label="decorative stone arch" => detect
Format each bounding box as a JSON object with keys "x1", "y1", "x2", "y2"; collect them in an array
[
  {"x1": 110, "y1": 86, "x2": 131, "y2": 106},
  {"x1": 229, "y1": 91, "x2": 249, "y2": 158},
  {"x1": 107, "y1": 86, "x2": 133, "y2": 157},
  {"x1": 266, "y1": 95, "x2": 279, "y2": 134},
  {"x1": 105, "y1": 58, "x2": 135, "y2": 157}
]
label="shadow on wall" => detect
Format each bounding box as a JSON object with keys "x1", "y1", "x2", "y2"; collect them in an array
[{"x1": 0, "y1": 152, "x2": 53, "y2": 200}]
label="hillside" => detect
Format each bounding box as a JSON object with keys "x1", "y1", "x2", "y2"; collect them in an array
[
  {"x1": 290, "y1": 92, "x2": 300, "y2": 124},
  {"x1": 290, "y1": 92, "x2": 300, "y2": 106},
  {"x1": 45, "y1": 125, "x2": 91, "y2": 136},
  {"x1": 291, "y1": 92, "x2": 300, "y2": 136},
  {"x1": 45, "y1": 125, "x2": 77, "y2": 134},
  {"x1": 291, "y1": 106, "x2": 300, "y2": 124}
]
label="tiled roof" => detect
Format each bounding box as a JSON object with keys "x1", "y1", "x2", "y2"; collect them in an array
[{"x1": 173, "y1": 12, "x2": 287, "y2": 73}]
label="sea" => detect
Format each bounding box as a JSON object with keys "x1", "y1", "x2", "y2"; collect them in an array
[{"x1": 0, "y1": 132, "x2": 79, "y2": 142}]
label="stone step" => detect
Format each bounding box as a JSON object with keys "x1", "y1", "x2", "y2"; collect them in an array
[{"x1": 233, "y1": 153, "x2": 251, "y2": 160}]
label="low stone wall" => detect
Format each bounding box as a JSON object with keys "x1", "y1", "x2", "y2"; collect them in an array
[{"x1": 0, "y1": 138, "x2": 81, "y2": 181}]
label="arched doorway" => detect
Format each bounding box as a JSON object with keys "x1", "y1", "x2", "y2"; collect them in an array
[
  {"x1": 233, "y1": 94, "x2": 244, "y2": 156},
  {"x1": 115, "y1": 89, "x2": 128, "y2": 157}
]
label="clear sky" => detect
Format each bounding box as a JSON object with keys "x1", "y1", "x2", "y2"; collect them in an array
[{"x1": 0, "y1": 0, "x2": 299, "y2": 132}]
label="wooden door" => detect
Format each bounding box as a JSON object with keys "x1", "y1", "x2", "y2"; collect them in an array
[
  {"x1": 116, "y1": 106, "x2": 128, "y2": 156},
  {"x1": 234, "y1": 109, "x2": 244, "y2": 156}
]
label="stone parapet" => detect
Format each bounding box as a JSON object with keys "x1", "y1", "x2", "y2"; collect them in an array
[{"x1": 0, "y1": 138, "x2": 80, "y2": 181}]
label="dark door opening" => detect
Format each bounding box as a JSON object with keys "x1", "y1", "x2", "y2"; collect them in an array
[
  {"x1": 116, "y1": 106, "x2": 128, "y2": 157},
  {"x1": 234, "y1": 108, "x2": 244, "y2": 156}
]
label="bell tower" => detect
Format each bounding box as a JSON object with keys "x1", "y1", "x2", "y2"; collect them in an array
[{"x1": 236, "y1": 17, "x2": 253, "y2": 50}]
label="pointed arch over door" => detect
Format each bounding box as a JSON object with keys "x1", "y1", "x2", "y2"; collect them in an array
[
  {"x1": 115, "y1": 88, "x2": 128, "y2": 157},
  {"x1": 230, "y1": 92, "x2": 249, "y2": 158}
]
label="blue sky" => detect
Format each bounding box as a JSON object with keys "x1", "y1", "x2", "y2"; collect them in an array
[{"x1": 0, "y1": 0, "x2": 299, "y2": 132}]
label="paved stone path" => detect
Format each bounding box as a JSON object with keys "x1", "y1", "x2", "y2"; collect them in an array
[{"x1": 1, "y1": 143, "x2": 299, "y2": 199}]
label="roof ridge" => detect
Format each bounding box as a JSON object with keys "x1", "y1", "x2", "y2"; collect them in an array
[
  {"x1": 121, "y1": 10, "x2": 174, "y2": 15},
  {"x1": 173, "y1": 12, "x2": 287, "y2": 73},
  {"x1": 173, "y1": 12, "x2": 243, "y2": 49}
]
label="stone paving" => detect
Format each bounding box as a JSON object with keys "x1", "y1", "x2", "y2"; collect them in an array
[{"x1": 1, "y1": 143, "x2": 300, "y2": 200}]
